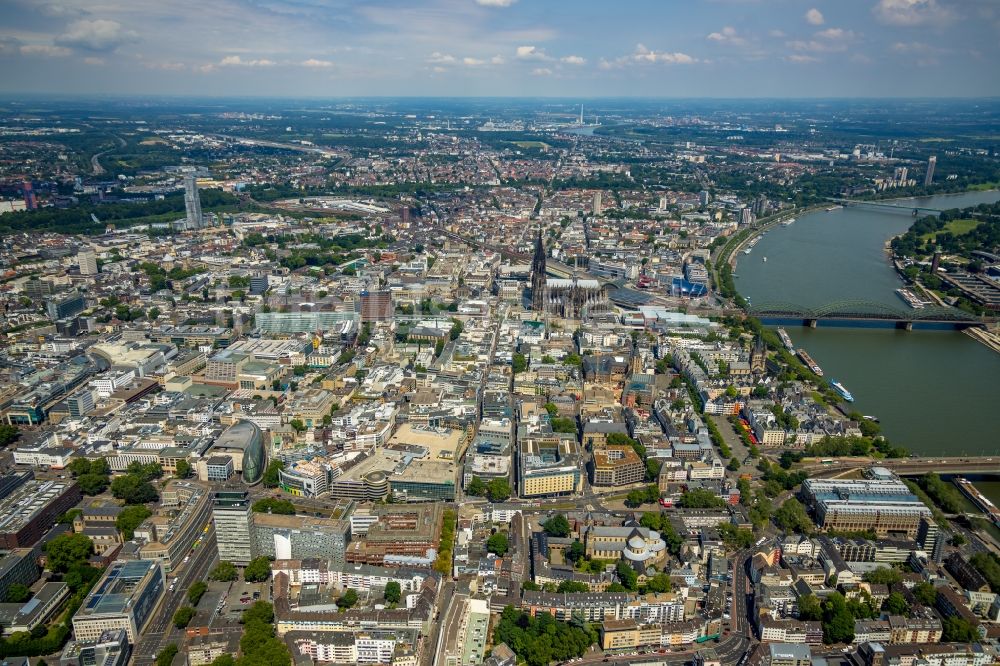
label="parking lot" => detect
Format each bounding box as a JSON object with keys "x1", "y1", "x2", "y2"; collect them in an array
[{"x1": 193, "y1": 580, "x2": 272, "y2": 628}]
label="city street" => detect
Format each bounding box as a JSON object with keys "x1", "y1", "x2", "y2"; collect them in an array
[{"x1": 133, "y1": 529, "x2": 218, "y2": 666}]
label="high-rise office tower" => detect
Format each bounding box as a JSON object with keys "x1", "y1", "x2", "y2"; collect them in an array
[
  {"x1": 212, "y1": 489, "x2": 256, "y2": 565},
  {"x1": 593, "y1": 191, "x2": 602, "y2": 216},
  {"x1": 22, "y1": 181, "x2": 36, "y2": 210},
  {"x1": 579, "y1": 103, "x2": 584, "y2": 125},
  {"x1": 183, "y1": 174, "x2": 203, "y2": 229},
  {"x1": 78, "y1": 250, "x2": 98, "y2": 276},
  {"x1": 924, "y1": 156, "x2": 936, "y2": 187}
]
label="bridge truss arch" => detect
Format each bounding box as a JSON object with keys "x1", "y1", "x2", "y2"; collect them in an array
[
  {"x1": 746, "y1": 299, "x2": 980, "y2": 323},
  {"x1": 812, "y1": 299, "x2": 909, "y2": 320}
]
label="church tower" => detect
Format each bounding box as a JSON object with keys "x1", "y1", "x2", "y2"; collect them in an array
[
  {"x1": 630, "y1": 341, "x2": 643, "y2": 376},
  {"x1": 531, "y1": 226, "x2": 546, "y2": 311},
  {"x1": 750, "y1": 334, "x2": 767, "y2": 374}
]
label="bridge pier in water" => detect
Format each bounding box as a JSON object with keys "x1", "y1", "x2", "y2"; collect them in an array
[{"x1": 807, "y1": 319, "x2": 817, "y2": 328}]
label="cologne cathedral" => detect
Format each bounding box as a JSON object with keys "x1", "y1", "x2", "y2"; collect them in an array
[{"x1": 530, "y1": 228, "x2": 610, "y2": 319}]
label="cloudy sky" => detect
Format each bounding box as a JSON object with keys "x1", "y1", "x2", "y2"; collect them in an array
[{"x1": 0, "y1": 0, "x2": 997, "y2": 97}]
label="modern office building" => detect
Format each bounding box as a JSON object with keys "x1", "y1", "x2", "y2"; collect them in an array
[
  {"x1": 45, "y1": 292, "x2": 86, "y2": 321},
  {"x1": 0, "y1": 548, "x2": 41, "y2": 603},
  {"x1": 924, "y1": 156, "x2": 937, "y2": 187},
  {"x1": 204, "y1": 456, "x2": 234, "y2": 482},
  {"x1": 800, "y1": 478, "x2": 933, "y2": 539},
  {"x1": 391, "y1": 459, "x2": 456, "y2": 502},
  {"x1": 135, "y1": 480, "x2": 213, "y2": 572},
  {"x1": 212, "y1": 489, "x2": 256, "y2": 566},
  {"x1": 255, "y1": 311, "x2": 358, "y2": 334},
  {"x1": 278, "y1": 459, "x2": 330, "y2": 497},
  {"x1": 184, "y1": 174, "x2": 203, "y2": 229},
  {"x1": 66, "y1": 389, "x2": 96, "y2": 418},
  {"x1": 476, "y1": 418, "x2": 513, "y2": 454},
  {"x1": 59, "y1": 629, "x2": 131, "y2": 666},
  {"x1": 77, "y1": 250, "x2": 98, "y2": 276},
  {"x1": 254, "y1": 513, "x2": 351, "y2": 566},
  {"x1": 518, "y1": 436, "x2": 583, "y2": 498},
  {"x1": 0, "y1": 478, "x2": 82, "y2": 548},
  {"x1": 72, "y1": 560, "x2": 165, "y2": 643},
  {"x1": 591, "y1": 445, "x2": 645, "y2": 487},
  {"x1": 249, "y1": 275, "x2": 269, "y2": 295}
]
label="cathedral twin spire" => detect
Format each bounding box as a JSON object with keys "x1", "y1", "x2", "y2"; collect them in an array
[{"x1": 531, "y1": 225, "x2": 546, "y2": 311}]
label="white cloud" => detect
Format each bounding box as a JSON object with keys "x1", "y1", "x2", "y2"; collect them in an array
[
  {"x1": 463, "y1": 56, "x2": 486, "y2": 66},
  {"x1": 219, "y1": 55, "x2": 275, "y2": 67},
  {"x1": 873, "y1": 0, "x2": 951, "y2": 26},
  {"x1": 600, "y1": 45, "x2": 698, "y2": 68},
  {"x1": 427, "y1": 52, "x2": 457, "y2": 64},
  {"x1": 301, "y1": 58, "x2": 333, "y2": 68},
  {"x1": 490, "y1": 55, "x2": 505, "y2": 65},
  {"x1": 560, "y1": 55, "x2": 586, "y2": 65},
  {"x1": 83, "y1": 56, "x2": 105, "y2": 65},
  {"x1": 516, "y1": 45, "x2": 549, "y2": 60},
  {"x1": 531, "y1": 67, "x2": 553, "y2": 76},
  {"x1": 706, "y1": 26, "x2": 746, "y2": 46},
  {"x1": 56, "y1": 19, "x2": 138, "y2": 52},
  {"x1": 19, "y1": 44, "x2": 72, "y2": 57},
  {"x1": 475, "y1": 0, "x2": 517, "y2": 6},
  {"x1": 629, "y1": 44, "x2": 697, "y2": 65},
  {"x1": 805, "y1": 8, "x2": 825, "y2": 25},
  {"x1": 815, "y1": 28, "x2": 852, "y2": 40},
  {"x1": 786, "y1": 54, "x2": 820, "y2": 63}
]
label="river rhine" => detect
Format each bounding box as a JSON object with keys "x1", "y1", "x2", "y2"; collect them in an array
[{"x1": 734, "y1": 190, "x2": 1000, "y2": 456}]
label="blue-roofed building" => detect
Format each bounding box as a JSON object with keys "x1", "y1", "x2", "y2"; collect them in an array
[
  {"x1": 670, "y1": 277, "x2": 708, "y2": 298},
  {"x1": 800, "y1": 477, "x2": 932, "y2": 539},
  {"x1": 71, "y1": 560, "x2": 164, "y2": 643}
]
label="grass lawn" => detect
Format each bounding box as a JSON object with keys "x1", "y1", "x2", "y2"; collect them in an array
[{"x1": 920, "y1": 218, "x2": 981, "y2": 241}]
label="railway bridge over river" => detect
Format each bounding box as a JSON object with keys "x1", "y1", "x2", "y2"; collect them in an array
[{"x1": 748, "y1": 299, "x2": 990, "y2": 330}]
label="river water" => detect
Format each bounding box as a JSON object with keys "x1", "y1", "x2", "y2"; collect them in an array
[{"x1": 734, "y1": 190, "x2": 1000, "y2": 456}]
